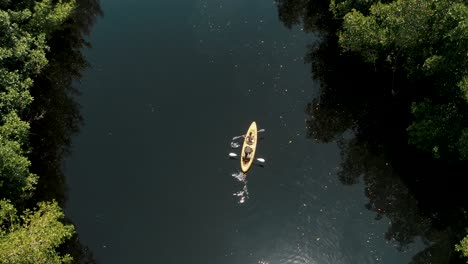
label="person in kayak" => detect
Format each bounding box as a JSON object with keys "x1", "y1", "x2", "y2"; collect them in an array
[
  {"x1": 245, "y1": 132, "x2": 255, "y2": 145},
  {"x1": 243, "y1": 146, "x2": 253, "y2": 162}
]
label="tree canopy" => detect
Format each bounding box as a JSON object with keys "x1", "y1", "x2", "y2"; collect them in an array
[
  {"x1": 0, "y1": 200, "x2": 74, "y2": 264},
  {"x1": 0, "y1": 1, "x2": 80, "y2": 262},
  {"x1": 336, "y1": 0, "x2": 468, "y2": 160}
]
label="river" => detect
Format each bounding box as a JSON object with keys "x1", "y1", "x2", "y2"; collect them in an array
[{"x1": 65, "y1": 0, "x2": 431, "y2": 263}]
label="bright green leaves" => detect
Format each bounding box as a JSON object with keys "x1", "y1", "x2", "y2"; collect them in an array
[
  {"x1": 0, "y1": 1, "x2": 76, "y2": 201},
  {"x1": 456, "y1": 234, "x2": 468, "y2": 262},
  {"x1": 0, "y1": 1, "x2": 77, "y2": 261},
  {"x1": 0, "y1": 70, "x2": 35, "y2": 201},
  {"x1": 0, "y1": 112, "x2": 29, "y2": 144},
  {"x1": 0, "y1": 70, "x2": 34, "y2": 114},
  {"x1": 0, "y1": 0, "x2": 76, "y2": 96},
  {"x1": 330, "y1": 0, "x2": 381, "y2": 18},
  {"x1": 338, "y1": 0, "x2": 437, "y2": 69},
  {"x1": 28, "y1": 0, "x2": 76, "y2": 36},
  {"x1": 0, "y1": 134, "x2": 38, "y2": 202},
  {"x1": 337, "y1": 0, "x2": 467, "y2": 86},
  {"x1": 339, "y1": 8, "x2": 382, "y2": 63},
  {"x1": 0, "y1": 200, "x2": 74, "y2": 264},
  {"x1": 0, "y1": 9, "x2": 48, "y2": 75},
  {"x1": 0, "y1": 199, "x2": 17, "y2": 236},
  {"x1": 0, "y1": 112, "x2": 37, "y2": 201},
  {"x1": 336, "y1": 0, "x2": 468, "y2": 161}
]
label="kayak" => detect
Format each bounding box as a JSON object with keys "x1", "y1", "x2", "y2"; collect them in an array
[{"x1": 240, "y1": 121, "x2": 258, "y2": 173}]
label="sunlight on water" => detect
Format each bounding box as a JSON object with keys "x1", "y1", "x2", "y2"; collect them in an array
[
  {"x1": 265, "y1": 239, "x2": 346, "y2": 264},
  {"x1": 232, "y1": 171, "x2": 249, "y2": 204},
  {"x1": 231, "y1": 171, "x2": 246, "y2": 182},
  {"x1": 231, "y1": 142, "x2": 240, "y2": 148}
]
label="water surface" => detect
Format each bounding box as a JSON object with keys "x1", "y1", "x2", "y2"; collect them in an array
[{"x1": 65, "y1": 0, "x2": 427, "y2": 263}]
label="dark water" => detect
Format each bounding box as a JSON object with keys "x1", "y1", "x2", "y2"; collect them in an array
[{"x1": 64, "y1": 0, "x2": 432, "y2": 263}]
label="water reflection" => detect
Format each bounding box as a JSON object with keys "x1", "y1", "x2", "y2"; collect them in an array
[
  {"x1": 25, "y1": 0, "x2": 102, "y2": 262},
  {"x1": 339, "y1": 139, "x2": 430, "y2": 248},
  {"x1": 276, "y1": 0, "x2": 468, "y2": 263}
]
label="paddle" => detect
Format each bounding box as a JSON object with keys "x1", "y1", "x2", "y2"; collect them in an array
[
  {"x1": 228, "y1": 153, "x2": 266, "y2": 163},
  {"x1": 231, "y1": 128, "x2": 265, "y2": 141}
]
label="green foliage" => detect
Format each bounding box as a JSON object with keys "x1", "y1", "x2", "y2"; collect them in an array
[
  {"x1": 0, "y1": 9, "x2": 48, "y2": 77},
  {"x1": 330, "y1": 0, "x2": 468, "y2": 259},
  {"x1": 458, "y1": 129, "x2": 468, "y2": 160},
  {"x1": 0, "y1": 0, "x2": 76, "y2": 114},
  {"x1": 0, "y1": 112, "x2": 29, "y2": 144},
  {"x1": 27, "y1": 0, "x2": 76, "y2": 36},
  {"x1": 0, "y1": 0, "x2": 79, "y2": 262},
  {"x1": 338, "y1": 0, "x2": 462, "y2": 71},
  {"x1": 0, "y1": 0, "x2": 75, "y2": 201},
  {"x1": 337, "y1": 8, "x2": 383, "y2": 63},
  {"x1": 459, "y1": 75, "x2": 468, "y2": 99},
  {"x1": 408, "y1": 101, "x2": 466, "y2": 159},
  {"x1": 330, "y1": 0, "x2": 381, "y2": 18},
  {"x1": 280, "y1": 0, "x2": 468, "y2": 261},
  {"x1": 335, "y1": 0, "x2": 468, "y2": 160},
  {"x1": 0, "y1": 199, "x2": 74, "y2": 264},
  {"x1": 337, "y1": 0, "x2": 467, "y2": 87},
  {"x1": 456, "y1": 234, "x2": 468, "y2": 262},
  {"x1": 0, "y1": 70, "x2": 34, "y2": 114},
  {"x1": 0, "y1": 112, "x2": 37, "y2": 201},
  {"x1": 338, "y1": 0, "x2": 435, "y2": 65}
]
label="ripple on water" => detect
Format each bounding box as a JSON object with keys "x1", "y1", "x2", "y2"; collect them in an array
[
  {"x1": 230, "y1": 171, "x2": 266, "y2": 231},
  {"x1": 231, "y1": 171, "x2": 250, "y2": 204},
  {"x1": 268, "y1": 159, "x2": 351, "y2": 264},
  {"x1": 273, "y1": 237, "x2": 348, "y2": 264}
]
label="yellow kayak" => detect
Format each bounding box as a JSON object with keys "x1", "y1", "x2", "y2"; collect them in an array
[{"x1": 240, "y1": 121, "x2": 258, "y2": 173}]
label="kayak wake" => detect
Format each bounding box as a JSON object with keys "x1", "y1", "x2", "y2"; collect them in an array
[{"x1": 232, "y1": 172, "x2": 249, "y2": 204}]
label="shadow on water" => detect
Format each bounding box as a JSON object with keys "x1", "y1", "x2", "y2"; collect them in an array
[
  {"x1": 276, "y1": 0, "x2": 468, "y2": 263},
  {"x1": 24, "y1": 0, "x2": 103, "y2": 263}
]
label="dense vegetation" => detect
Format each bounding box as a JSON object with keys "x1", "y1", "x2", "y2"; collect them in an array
[
  {"x1": 334, "y1": 0, "x2": 468, "y2": 161},
  {"x1": 334, "y1": 0, "x2": 468, "y2": 260},
  {"x1": 0, "y1": 0, "x2": 101, "y2": 263},
  {"x1": 277, "y1": 0, "x2": 467, "y2": 262}
]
